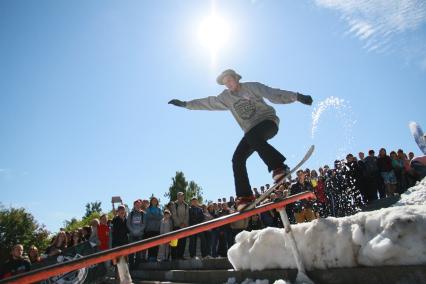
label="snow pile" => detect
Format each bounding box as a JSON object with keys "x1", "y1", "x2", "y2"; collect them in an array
[
  {"x1": 225, "y1": 278, "x2": 288, "y2": 284},
  {"x1": 394, "y1": 177, "x2": 426, "y2": 206},
  {"x1": 228, "y1": 178, "x2": 426, "y2": 271}
]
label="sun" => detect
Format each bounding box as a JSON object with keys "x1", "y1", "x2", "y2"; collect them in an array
[{"x1": 198, "y1": 14, "x2": 230, "y2": 63}]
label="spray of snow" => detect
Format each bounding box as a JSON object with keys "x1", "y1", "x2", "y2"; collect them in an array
[
  {"x1": 311, "y1": 96, "x2": 357, "y2": 159},
  {"x1": 228, "y1": 177, "x2": 426, "y2": 271}
]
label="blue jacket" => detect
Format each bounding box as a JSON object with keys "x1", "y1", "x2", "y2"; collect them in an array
[{"x1": 144, "y1": 206, "x2": 163, "y2": 232}]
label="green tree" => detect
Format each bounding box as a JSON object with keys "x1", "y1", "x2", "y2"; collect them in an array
[
  {"x1": 84, "y1": 201, "x2": 102, "y2": 218},
  {"x1": 63, "y1": 211, "x2": 103, "y2": 232},
  {"x1": 164, "y1": 171, "x2": 204, "y2": 203},
  {"x1": 186, "y1": 181, "x2": 203, "y2": 203},
  {"x1": 0, "y1": 204, "x2": 50, "y2": 264}
]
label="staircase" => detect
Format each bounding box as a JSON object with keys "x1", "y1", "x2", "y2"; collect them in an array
[{"x1": 130, "y1": 258, "x2": 426, "y2": 284}]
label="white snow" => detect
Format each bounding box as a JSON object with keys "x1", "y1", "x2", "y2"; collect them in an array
[
  {"x1": 394, "y1": 177, "x2": 426, "y2": 206},
  {"x1": 225, "y1": 278, "x2": 288, "y2": 284},
  {"x1": 228, "y1": 177, "x2": 426, "y2": 271}
]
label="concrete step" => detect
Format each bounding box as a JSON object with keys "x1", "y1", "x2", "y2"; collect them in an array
[
  {"x1": 131, "y1": 265, "x2": 426, "y2": 284},
  {"x1": 136, "y1": 257, "x2": 232, "y2": 271}
]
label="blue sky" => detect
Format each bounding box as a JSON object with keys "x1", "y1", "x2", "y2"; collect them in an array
[{"x1": 1, "y1": 0, "x2": 425, "y2": 232}]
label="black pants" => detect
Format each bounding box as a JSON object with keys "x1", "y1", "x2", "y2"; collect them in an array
[
  {"x1": 189, "y1": 232, "x2": 207, "y2": 257},
  {"x1": 128, "y1": 235, "x2": 143, "y2": 268},
  {"x1": 144, "y1": 231, "x2": 160, "y2": 260},
  {"x1": 233, "y1": 120, "x2": 285, "y2": 197}
]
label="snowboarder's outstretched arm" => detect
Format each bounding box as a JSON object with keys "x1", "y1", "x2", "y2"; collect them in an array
[
  {"x1": 169, "y1": 95, "x2": 228, "y2": 111},
  {"x1": 253, "y1": 82, "x2": 313, "y2": 106}
]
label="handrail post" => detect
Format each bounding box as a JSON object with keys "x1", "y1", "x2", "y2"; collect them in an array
[{"x1": 277, "y1": 207, "x2": 314, "y2": 284}]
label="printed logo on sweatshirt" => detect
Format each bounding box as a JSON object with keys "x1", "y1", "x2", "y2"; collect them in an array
[
  {"x1": 132, "y1": 216, "x2": 142, "y2": 224},
  {"x1": 233, "y1": 98, "x2": 256, "y2": 120}
]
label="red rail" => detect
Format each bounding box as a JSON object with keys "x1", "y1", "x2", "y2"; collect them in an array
[{"x1": 2, "y1": 192, "x2": 315, "y2": 284}]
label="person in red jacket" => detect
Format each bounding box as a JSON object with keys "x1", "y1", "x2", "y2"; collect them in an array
[
  {"x1": 98, "y1": 214, "x2": 110, "y2": 251},
  {"x1": 314, "y1": 176, "x2": 329, "y2": 217}
]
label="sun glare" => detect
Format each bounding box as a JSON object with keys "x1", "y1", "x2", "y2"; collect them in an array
[{"x1": 198, "y1": 14, "x2": 230, "y2": 63}]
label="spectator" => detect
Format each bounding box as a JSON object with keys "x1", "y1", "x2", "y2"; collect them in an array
[
  {"x1": 215, "y1": 202, "x2": 233, "y2": 257},
  {"x1": 98, "y1": 214, "x2": 110, "y2": 251},
  {"x1": 144, "y1": 196, "x2": 163, "y2": 262},
  {"x1": 397, "y1": 149, "x2": 409, "y2": 193},
  {"x1": 65, "y1": 231, "x2": 73, "y2": 248},
  {"x1": 318, "y1": 167, "x2": 324, "y2": 177},
  {"x1": 28, "y1": 245, "x2": 42, "y2": 264},
  {"x1": 228, "y1": 196, "x2": 235, "y2": 208},
  {"x1": 71, "y1": 230, "x2": 82, "y2": 247},
  {"x1": 188, "y1": 198, "x2": 208, "y2": 258},
  {"x1": 377, "y1": 148, "x2": 398, "y2": 197},
  {"x1": 247, "y1": 214, "x2": 264, "y2": 231},
  {"x1": 345, "y1": 153, "x2": 364, "y2": 208},
  {"x1": 408, "y1": 152, "x2": 415, "y2": 161},
  {"x1": 111, "y1": 205, "x2": 129, "y2": 263},
  {"x1": 88, "y1": 218, "x2": 100, "y2": 248},
  {"x1": 202, "y1": 204, "x2": 214, "y2": 258},
  {"x1": 310, "y1": 170, "x2": 318, "y2": 187},
  {"x1": 46, "y1": 231, "x2": 67, "y2": 257},
  {"x1": 0, "y1": 244, "x2": 31, "y2": 279},
  {"x1": 253, "y1": 187, "x2": 260, "y2": 198},
  {"x1": 207, "y1": 203, "x2": 220, "y2": 257},
  {"x1": 260, "y1": 205, "x2": 282, "y2": 228},
  {"x1": 363, "y1": 150, "x2": 381, "y2": 202},
  {"x1": 291, "y1": 170, "x2": 317, "y2": 223},
  {"x1": 357, "y1": 151, "x2": 369, "y2": 203},
  {"x1": 314, "y1": 176, "x2": 329, "y2": 217},
  {"x1": 171, "y1": 192, "x2": 189, "y2": 260},
  {"x1": 127, "y1": 199, "x2": 145, "y2": 268},
  {"x1": 142, "y1": 200, "x2": 150, "y2": 211},
  {"x1": 158, "y1": 210, "x2": 173, "y2": 262},
  {"x1": 81, "y1": 226, "x2": 91, "y2": 242}
]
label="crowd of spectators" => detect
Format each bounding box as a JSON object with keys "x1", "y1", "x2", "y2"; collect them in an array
[{"x1": 1, "y1": 147, "x2": 425, "y2": 280}]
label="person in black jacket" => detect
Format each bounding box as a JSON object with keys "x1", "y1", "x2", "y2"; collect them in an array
[
  {"x1": 345, "y1": 154, "x2": 364, "y2": 209},
  {"x1": 363, "y1": 150, "x2": 382, "y2": 200},
  {"x1": 0, "y1": 244, "x2": 31, "y2": 280},
  {"x1": 188, "y1": 198, "x2": 208, "y2": 258},
  {"x1": 112, "y1": 205, "x2": 129, "y2": 248},
  {"x1": 111, "y1": 205, "x2": 129, "y2": 267}
]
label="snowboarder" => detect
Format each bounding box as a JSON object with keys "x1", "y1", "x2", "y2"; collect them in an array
[{"x1": 168, "y1": 69, "x2": 313, "y2": 209}]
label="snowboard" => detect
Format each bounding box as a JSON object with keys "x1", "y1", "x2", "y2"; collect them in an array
[
  {"x1": 240, "y1": 144, "x2": 315, "y2": 211},
  {"x1": 409, "y1": 122, "x2": 426, "y2": 155}
]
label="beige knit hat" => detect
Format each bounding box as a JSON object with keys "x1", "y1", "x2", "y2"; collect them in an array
[{"x1": 216, "y1": 69, "x2": 242, "y2": 85}]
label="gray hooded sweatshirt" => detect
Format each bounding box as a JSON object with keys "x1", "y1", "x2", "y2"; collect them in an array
[
  {"x1": 126, "y1": 209, "x2": 145, "y2": 238},
  {"x1": 185, "y1": 82, "x2": 298, "y2": 133}
]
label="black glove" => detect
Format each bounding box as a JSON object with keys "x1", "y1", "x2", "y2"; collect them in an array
[
  {"x1": 168, "y1": 99, "x2": 187, "y2": 107},
  {"x1": 297, "y1": 93, "x2": 313, "y2": 106}
]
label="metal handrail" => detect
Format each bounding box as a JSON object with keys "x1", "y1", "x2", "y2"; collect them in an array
[{"x1": 1, "y1": 192, "x2": 315, "y2": 284}]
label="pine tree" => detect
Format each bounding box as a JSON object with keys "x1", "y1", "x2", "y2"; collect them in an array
[{"x1": 164, "y1": 171, "x2": 203, "y2": 203}]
